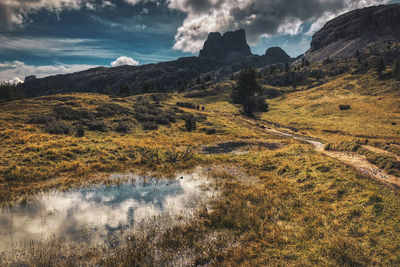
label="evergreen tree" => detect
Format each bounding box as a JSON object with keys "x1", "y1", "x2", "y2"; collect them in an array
[
  {"x1": 269, "y1": 65, "x2": 275, "y2": 75},
  {"x1": 375, "y1": 56, "x2": 385, "y2": 79},
  {"x1": 355, "y1": 50, "x2": 360, "y2": 59},
  {"x1": 292, "y1": 73, "x2": 297, "y2": 90},
  {"x1": 395, "y1": 59, "x2": 400, "y2": 80},
  {"x1": 231, "y1": 66, "x2": 269, "y2": 117},
  {"x1": 0, "y1": 84, "x2": 24, "y2": 102},
  {"x1": 285, "y1": 62, "x2": 290, "y2": 72},
  {"x1": 142, "y1": 82, "x2": 154, "y2": 93},
  {"x1": 119, "y1": 82, "x2": 131, "y2": 96}
]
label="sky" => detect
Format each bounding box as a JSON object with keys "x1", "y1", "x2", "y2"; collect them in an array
[{"x1": 1, "y1": 0, "x2": 399, "y2": 82}]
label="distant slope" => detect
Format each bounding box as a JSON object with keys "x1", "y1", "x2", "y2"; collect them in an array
[{"x1": 20, "y1": 30, "x2": 291, "y2": 97}]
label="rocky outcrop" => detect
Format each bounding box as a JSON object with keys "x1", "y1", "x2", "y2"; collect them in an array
[
  {"x1": 311, "y1": 4, "x2": 400, "y2": 52},
  {"x1": 265, "y1": 47, "x2": 291, "y2": 62},
  {"x1": 305, "y1": 4, "x2": 400, "y2": 61},
  {"x1": 199, "y1": 29, "x2": 252, "y2": 60},
  {"x1": 24, "y1": 75, "x2": 37, "y2": 83}
]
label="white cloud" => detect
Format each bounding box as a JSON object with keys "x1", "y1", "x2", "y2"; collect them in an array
[
  {"x1": 1, "y1": 77, "x2": 24, "y2": 85},
  {"x1": 110, "y1": 56, "x2": 139, "y2": 67},
  {"x1": 306, "y1": 0, "x2": 388, "y2": 35},
  {"x1": 0, "y1": 60, "x2": 98, "y2": 82},
  {"x1": 0, "y1": 35, "x2": 117, "y2": 58},
  {"x1": 277, "y1": 18, "x2": 304, "y2": 36}
]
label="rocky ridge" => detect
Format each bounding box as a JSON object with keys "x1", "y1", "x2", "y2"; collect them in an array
[{"x1": 305, "y1": 4, "x2": 400, "y2": 61}]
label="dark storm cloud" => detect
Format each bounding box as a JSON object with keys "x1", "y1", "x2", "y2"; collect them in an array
[{"x1": 169, "y1": 0, "x2": 389, "y2": 52}]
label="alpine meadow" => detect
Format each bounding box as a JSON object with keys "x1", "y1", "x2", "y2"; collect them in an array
[{"x1": 1, "y1": 1, "x2": 400, "y2": 266}]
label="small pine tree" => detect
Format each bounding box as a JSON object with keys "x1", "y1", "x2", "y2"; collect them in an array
[
  {"x1": 231, "y1": 66, "x2": 269, "y2": 117},
  {"x1": 375, "y1": 56, "x2": 385, "y2": 79},
  {"x1": 142, "y1": 82, "x2": 154, "y2": 93},
  {"x1": 185, "y1": 116, "x2": 196, "y2": 132},
  {"x1": 0, "y1": 84, "x2": 24, "y2": 102},
  {"x1": 196, "y1": 77, "x2": 201, "y2": 84},
  {"x1": 292, "y1": 74, "x2": 297, "y2": 90},
  {"x1": 119, "y1": 83, "x2": 131, "y2": 96},
  {"x1": 395, "y1": 59, "x2": 400, "y2": 80},
  {"x1": 76, "y1": 125, "x2": 85, "y2": 137},
  {"x1": 355, "y1": 50, "x2": 360, "y2": 59},
  {"x1": 284, "y1": 62, "x2": 290, "y2": 72}
]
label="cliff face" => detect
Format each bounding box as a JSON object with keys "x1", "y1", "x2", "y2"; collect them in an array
[
  {"x1": 199, "y1": 29, "x2": 252, "y2": 59},
  {"x1": 305, "y1": 4, "x2": 400, "y2": 61},
  {"x1": 311, "y1": 4, "x2": 400, "y2": 52}
]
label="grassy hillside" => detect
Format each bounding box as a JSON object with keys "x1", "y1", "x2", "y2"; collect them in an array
[
  {"x1": 264, "y1": 71, "x2": 400, "y2": 141},
  {"x1": 1, "y1": 64, "x2": 400, "y2": 265}
]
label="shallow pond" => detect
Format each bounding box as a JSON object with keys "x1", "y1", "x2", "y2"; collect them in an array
[{"x1": 0, "y1": 169, "x2": 214, "y2": 253}]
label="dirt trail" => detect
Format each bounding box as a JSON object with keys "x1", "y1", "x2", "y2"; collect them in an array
[{"x1": 228, "y1": 115, "x2": 400, "y2": 189}]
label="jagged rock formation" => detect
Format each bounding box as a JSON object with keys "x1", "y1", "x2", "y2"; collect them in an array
[
  {"x1": 265, "y1": 47, "x2": 291, "y2": 62},
  {"x1": 199, "y1": 29, "x2": 252, "y2": 61},
  {"x1": 305, "y1": 4, "x2": 400, "y2": 61}
]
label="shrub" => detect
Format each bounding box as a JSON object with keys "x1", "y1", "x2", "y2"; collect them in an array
[
  {"x1": 164, "y1": 111, "x2": 177, "y2": 123},
  {"x1": 76, "y1": 125, "x2": 85, "y2": 137},
  {"x1": 45, "y1": 121, "x2": 72, "y2": 135},
  {"x1": 176, "y1": 102, "x2": 196, "y2": 109},
  {"x1": 96, "y1": 103, "x2": 132, "y2": 117},
  {"x1": 53, "y1": 106, "x2": 93, "y2": 120},
  {"x1": 88, "y1": 120, "x2": 108, "y2": 132},
  {"x1": 185, "y1": 116, "x2": 196, "y2": 132},
  {"x1": 115, "y1": 122, "x2": 131, "y2": 133},
  {"x1": 263, "y1": 88, "x2": 283, "y2": 99},
  {"x1": 134, "y1": 102, "x2": 177, "y2": 126},
  {"x1": 194, "y1": 114, "x2": 207, "y2": 122},
  {"x1": 339, "y1": 105, "x2": 351, "y2": 110},
  {"x1": 142, "y1": 122, "x2": 158, "y2": 131},
  {"x1": 324, "y1": 141, "x2": 360, "y2": 152},
  {"x1": 28, "y1": 114, "x2": 56, "y2": 124},
  {"x1": 205, "y1": 128, "x2": 216, "y2": 135}
]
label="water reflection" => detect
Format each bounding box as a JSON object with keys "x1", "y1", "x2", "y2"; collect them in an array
[{"x1": 0, "y1": 171, "x2": 212, "y2": 252}]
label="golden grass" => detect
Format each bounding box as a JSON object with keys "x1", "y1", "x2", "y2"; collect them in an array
[{"x1": 264, "y1": 71, "x2": 400, "y2": 142}]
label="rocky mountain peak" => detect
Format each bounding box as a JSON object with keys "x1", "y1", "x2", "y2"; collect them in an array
[
  {"x1": 265, "y1": 47, "x2": 291, "y2": 62},
  {"x1": 199, "y1": 29, "x2": 252, "y2": 60}
]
